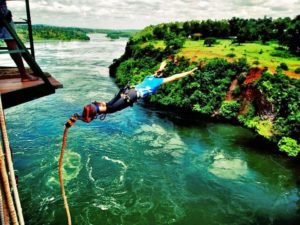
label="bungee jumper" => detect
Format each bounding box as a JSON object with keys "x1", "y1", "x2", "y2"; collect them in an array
[
  {"x1": 59, "y1": 61, "x2": 198, "y2": 225},
  {"x1": 79, "y1": 61, "x2": 197, "y2": 123}
]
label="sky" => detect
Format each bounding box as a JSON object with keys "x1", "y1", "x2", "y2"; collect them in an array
[{"x1": 7, "y1": 0, "x2": 300, "y2": 29}]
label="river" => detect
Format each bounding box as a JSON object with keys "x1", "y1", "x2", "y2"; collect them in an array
[{"x1": 1, "y1": 34, "x2": 300, "y2": 225}]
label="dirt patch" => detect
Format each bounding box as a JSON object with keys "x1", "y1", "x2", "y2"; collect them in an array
[
  {"x1": 244, "y1": 67, "x2": 263, "y2": 85},
  {"x1": 268, "y1": 66, "x2": 300, "y2": 79},
  {"x1": 225, "y1": 79, "x2": 238, "y2": 101}
]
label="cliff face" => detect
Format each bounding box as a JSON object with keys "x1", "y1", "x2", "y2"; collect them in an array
[{"x1": 109, "y1": 37, "x2": 300, "y2": 157}]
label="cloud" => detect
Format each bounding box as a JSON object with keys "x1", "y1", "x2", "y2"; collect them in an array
[{"x1": 6, "y1": 0, "x2": 300, "y2": 29}]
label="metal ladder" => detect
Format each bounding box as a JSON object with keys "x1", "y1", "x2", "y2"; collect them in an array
[{"x1": 0, "y1": 0, "x2": 54, "y2": 89}]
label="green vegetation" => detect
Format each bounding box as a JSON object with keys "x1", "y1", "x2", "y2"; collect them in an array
[
  {"x1": 204, "y1": 37, "x2": 217, "y2": 47},
  {"x1": 109, "y1": 16, "x2": 300, "y2": 156},
  {"x1": 226, "y1": 53, "x2": 236, "y2": 58},
  {"x1": 278, "y1": 137, "x2": 300, "y2": 157},
  {"x1": 16, "y1": 24, "x2": 90, "y2": 41},
  {"x1": 220, "y1": 101, "x2": 241, "y2": 119},
  {"x1": 13, "y1": 24, "x2": 138, "y2": 42},
  {"x1": 278, "y1": 62, "x2": 288, "y2": 70},
  {"x1": 106, "y1": 30, "x2": 138, "y2": 39}
]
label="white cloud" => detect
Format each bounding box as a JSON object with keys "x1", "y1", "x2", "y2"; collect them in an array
[{"x1": 6, "y1": 0, "x2": 300, "y2": 29}]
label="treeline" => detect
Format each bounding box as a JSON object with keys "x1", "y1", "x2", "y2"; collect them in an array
[
  {"x1": 134, "y1": 15, "x2": 300, "y2": 55},
  {"x1": 15, "y1": 24, "x2": 138, "y2": 41},
  {"x1": 110, "y1": 16, "x2": 300, "y2": 157},
  {"x1": 16, "y1": 24, "x2": 90, "y2": 41},
  {"x1": 106, "y1": 30, "x2": 138, "y2": 39}
]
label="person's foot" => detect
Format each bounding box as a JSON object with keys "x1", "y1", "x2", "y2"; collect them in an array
[{"x1": 21, "y1": 74, "x2": 39, "y2": 82}]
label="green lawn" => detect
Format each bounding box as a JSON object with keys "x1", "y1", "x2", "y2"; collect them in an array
[
  {"x1": 179, "y1": 40, "x2": 300, "y2": 78},
  {"x1": 141, "y1": 39, "x2": 300, "y2": 79}
]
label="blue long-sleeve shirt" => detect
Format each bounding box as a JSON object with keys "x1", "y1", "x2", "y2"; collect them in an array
[{"x1": 135, "y1": 75, "x2": 164, "y2": 98}]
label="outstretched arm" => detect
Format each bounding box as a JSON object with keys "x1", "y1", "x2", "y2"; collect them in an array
[
  {"x1": 154, "y1": 60, "x2": 168, "y2": 75},
  {"x1": 163, "y1": 68, "x2": 197, "y2": 84}
]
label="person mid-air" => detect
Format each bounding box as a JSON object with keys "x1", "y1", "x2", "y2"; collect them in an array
[{"x1": 81, "y1": 61, "x2": 197, "y2": 123}]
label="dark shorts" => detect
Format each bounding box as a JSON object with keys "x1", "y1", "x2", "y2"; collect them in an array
[{"x1": 106, "y1": 87, "x2": 138, "y2": 114}]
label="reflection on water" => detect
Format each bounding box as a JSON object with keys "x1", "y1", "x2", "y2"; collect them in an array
[{"x1": 1, "y1": 34, "x2": 299, "y2": 225}]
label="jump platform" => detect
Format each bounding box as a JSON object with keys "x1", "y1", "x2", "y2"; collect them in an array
[{"x1": 0, "y1": 67, "x2": 63, "y2": 109}]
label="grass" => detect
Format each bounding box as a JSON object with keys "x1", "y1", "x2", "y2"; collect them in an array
[
  {"x1": 141, "y1": 39, "x2": 300, "y2": 79},
  {"x1": 178, "y1": 39, "x2": 300, "y2": 78},
  {"x1": 140, "y1": 40, "x2": 165, "y2": 49}
]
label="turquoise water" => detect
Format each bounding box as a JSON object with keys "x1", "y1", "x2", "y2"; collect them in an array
[{"x1": 1, "y1": 34, "x2": 300, "y2": 225}]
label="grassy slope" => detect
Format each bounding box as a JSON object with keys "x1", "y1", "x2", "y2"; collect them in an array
[{"x1": 145, "y1": 39, "x2": 300, "y2": 79}]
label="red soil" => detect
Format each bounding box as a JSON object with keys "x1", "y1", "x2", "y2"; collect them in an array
[
  {"x1": 244, "y1": 67, "x2": 264, "y2": 85},
  {"x1": 239, "y1": 68, "x2": 264, "y2": 115}
]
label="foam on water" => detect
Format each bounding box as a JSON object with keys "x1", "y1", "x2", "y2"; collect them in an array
[
  {"x1": 208, "y1": 150, "x2": 248, "y2": 180},
  {"x1": 46, "y1": 150, "x2": 82, "y2": 189},
  {"x1": 102, "y1": 156, "x2": 128, "y2": 182}
]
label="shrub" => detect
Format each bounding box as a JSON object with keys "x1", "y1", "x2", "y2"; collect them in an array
[
  {"x1": 278, "y1": 62, "x2": 288, "y2": 71},
  {"x1": 275, "y1": 46, "x2": 286, "y2": 51},
  {"x1": 253, "y1": 60, "x2": 260, "y2": 65},
  {"x1": 226, "y1": 53, "x2": 236, "y2": 58},
  {"x1": 220, "y1": 100, "x2": 241, "y2": 119},
  {"x1": 270, "y1": 51, "x2": 292, "y2": 58},
  {"x1": 259, "y1": 49, "x2": 263, "y2": 54},
  {"x1": 295, "y1": 67, "x2": 300, "y2": 74},
  {"x1": 204, "y1": 37, "x2": 217, "y2": 47},
  {"x1": 278, "y1": 137, "x2": 300, "y2": 157}
]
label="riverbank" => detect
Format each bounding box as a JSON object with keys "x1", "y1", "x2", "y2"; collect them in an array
[{"x1": 109, "y1": 20, "x2": 300, "y2": 157}]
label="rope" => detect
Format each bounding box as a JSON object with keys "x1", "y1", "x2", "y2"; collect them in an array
[
  {"x1": 0, "y1": 154, "x2": 7, "y2": 225},
  {"x1": 0, "y1": 143, "x2": 18, "y2": 225},
  {"x1": 0, "y1": 96, "x2": 20, "y2": 225},
  {"x1": 58, "y1": 126, "x2": 73, "y2": 225}
]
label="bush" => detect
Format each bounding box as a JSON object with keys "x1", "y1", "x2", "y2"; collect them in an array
[
  {"x1": 220, "y1": 100, "x2": 241, "y2": 119},
  {"x1": 253, "y1": 60, "x2": 260, "y2": 65},
  {"x1": 278, "y1": 137, "x2": 300, "y2": 157},
  {"x1": 226, "y1": 53, "x2": 236, "y2": 58},
  {"x1": 278, "y1": 62, "x2": 288, "y2": 71},
  {"x1": 204, "y1": 37, "x2": 217, "y2": 47},
  {"x1": 275, "y1": 46, "x2": 286, "y2": 51},
  {"x1": 295, "y1": 67, "x2": 300, "y2": 74},
  {"x1": 270, "y1": 51, "x2": 292, "y2": 58},
  {"x1": 259, "y1": 49, "x2": 263, "y2": 54}
]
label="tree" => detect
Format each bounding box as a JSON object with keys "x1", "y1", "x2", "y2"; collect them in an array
[
  {"x1": 204, "y1": 37, "x2": 216, "y2": 47},
  {"x1": 164, "y1": 33, "x2": 185, "y2": 54},
  {"x1": 153, "y1": 26, "x2": 165, "y2": 39},
  {"x1": 285, "y1": 16, "x2": 300, "y2": 55}
]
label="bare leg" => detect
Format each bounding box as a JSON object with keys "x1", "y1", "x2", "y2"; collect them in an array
[{"x1": 5, "y1": 40, "x2": 38, "y2": 82}]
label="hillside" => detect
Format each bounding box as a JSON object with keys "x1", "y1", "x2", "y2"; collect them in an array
[{"x1": 109, "y1": 17, "x2": 300, "y2": 157}]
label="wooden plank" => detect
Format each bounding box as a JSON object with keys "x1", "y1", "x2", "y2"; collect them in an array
[
  {"x1": 0, "y1": 77, "x2": 62, "y2": 94},
  {"x1": 0, "y1": 67, "x2": 63, "y2": 108},
  {"x1": 0, "y1": 67, "x2": 52, "y2": 79}
]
